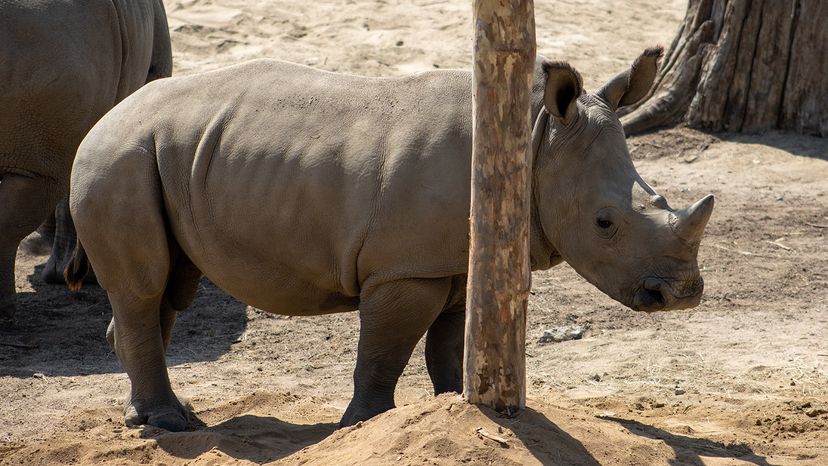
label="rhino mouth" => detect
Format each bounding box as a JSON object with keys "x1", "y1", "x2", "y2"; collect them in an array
[{"x1": 632, "y1": 276, "x2": 703, "y2": 312}]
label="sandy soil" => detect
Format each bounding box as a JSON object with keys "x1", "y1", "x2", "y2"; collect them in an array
[{"x1": 2, "y1": 0, "x2": 827, "y2": 464}]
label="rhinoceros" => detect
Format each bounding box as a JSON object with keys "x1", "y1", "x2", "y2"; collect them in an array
[
  {"x1": 67, "y1": 47, "x2": 713, "y2": 430},
  {"x1": 0, "y1": 0, "x2": 171, "y2": 321}
]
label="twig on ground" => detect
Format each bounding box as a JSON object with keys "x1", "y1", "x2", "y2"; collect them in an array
[
  {"x1": 475, "y1": 427, "x2": 510, "y2": 447},
  {"x1": 713, "y1": 244, "x2": 781, "y2": 259},
  {"x1": 805, "y1": 222, "x2": 828, "y2": 229},
  {"x1": 766, "y1": 240, "x2": 792, "y2": 251}
]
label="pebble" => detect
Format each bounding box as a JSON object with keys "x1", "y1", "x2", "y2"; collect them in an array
[
  {"x1": 675, "y1": 388, "x2": 686, "y2": 395},
  {"x1": 806, "y1": 408, "x2": 827, "y2": 418},
  {"x1": 538, "y1": 325, "x2": 585, "y2": 343}
]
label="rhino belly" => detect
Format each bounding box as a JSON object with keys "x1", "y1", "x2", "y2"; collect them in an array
[{"x1": 175, "y1": 239, "x2": 361, "y2": 316}]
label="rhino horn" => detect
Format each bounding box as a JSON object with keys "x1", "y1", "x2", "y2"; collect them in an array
[{"x1": 674, "y1": 194, "x2": 715, "y2": 242}]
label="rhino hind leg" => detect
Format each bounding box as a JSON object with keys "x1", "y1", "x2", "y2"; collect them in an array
[
  {"x1": 41, "y1": 198, "x2": 84, "y2": 284},
  {"x1": 425, "y1": 307, "x2": 465, "y2": 395},
  {"x1": 104, "y1": 247, "x2": 199, "y2": 353},
  {"x1": 340, "y1": 277, "x2": 452, "y2": 427},
  {"x1": 108, "y1": 291, "x2": 188, "y2": 431},
  {"x1": 71, "y1": 151, "x2": 187, "y2": 430},
  {"x1": 102, "y1": 246, "x2": 199, "y2": 431},
  {"x1": 103, "y1": 247, "x2": 190, "y2": 431},
  {"x1": 0, "y1": 173, "x2": 62, "y2": 322}
]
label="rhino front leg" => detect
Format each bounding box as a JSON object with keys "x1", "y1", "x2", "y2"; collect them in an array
[
  {"x1": 108, "y1": 291, "x2": 188, "y2": 431},
  {"x1": 425, "y1": 307, "x2": 465, "y2": 395},
  {"x1": 341, "y1": 277, "x2": 451, "y2": 427}
]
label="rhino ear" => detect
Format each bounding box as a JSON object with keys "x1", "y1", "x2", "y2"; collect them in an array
[
  {"x1": 597, "y1": 46, "x2": 663, "y2": 111},
  {"x1": 542, "y1": 61, "x2": 583, "y2": 125}
]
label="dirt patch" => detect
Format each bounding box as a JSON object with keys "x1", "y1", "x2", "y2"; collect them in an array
[{"x1": 2, "y1": 0, "x2": 827, "y2": 464}]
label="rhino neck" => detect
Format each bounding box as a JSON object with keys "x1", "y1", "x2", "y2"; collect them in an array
[
  {"x1": 529, "y1": 193, "x2": 561, "y2": 271},
  {"x1": 528, "y1": 106, "x2": 561, "y2": 271}
]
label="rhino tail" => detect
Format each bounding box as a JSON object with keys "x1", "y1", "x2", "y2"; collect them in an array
[{"x1": 64, "y1": 240, "x2": 90, "y2": 292}]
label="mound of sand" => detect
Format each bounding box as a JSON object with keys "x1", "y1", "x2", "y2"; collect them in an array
[
  {"x1": 3, "y1": 391, "x2": 778, "y2": 465},
  {"x1": 284, "y1": 394, "x2": 756, "y2": 466}
]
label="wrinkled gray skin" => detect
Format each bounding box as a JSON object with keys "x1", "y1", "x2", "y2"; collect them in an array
[
  {"x1": 69, "y1": 48, "x2": 713, "y2": 430},
  {"x1": 0, "y1": 0, "x2": 171, "y2": 321}
]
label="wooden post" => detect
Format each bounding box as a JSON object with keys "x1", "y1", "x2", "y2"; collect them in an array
[{"x1": 463, "y1": 0, "x2": 535, "y2": 415}]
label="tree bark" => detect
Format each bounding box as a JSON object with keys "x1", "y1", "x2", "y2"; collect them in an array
[
  {"x1": 622, "y1": 0, "x2": 828, "y2": 137},
  {"x1": 463, "y1": 0, "x2": 535, "y2": 415}
]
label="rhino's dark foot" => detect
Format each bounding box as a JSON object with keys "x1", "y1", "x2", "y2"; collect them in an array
[
  {"x1": 339, "y1": 405, "x2": 394, "y2": 428},
  {"x1": 124, "y1": 394, "x2": 189, "y2": 431},
  {"x1": 40, "y1": 256, "x2": 65, "y2": 284},
  {"x1": 339, "y1": 398, "x2": 395, "y2": 428},
  {"x1": 40, "y1": 257, "x2": 98, "y2": 286}
]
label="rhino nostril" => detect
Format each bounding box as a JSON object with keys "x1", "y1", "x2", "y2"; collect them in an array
[{"x1": 643, "y1": 287, "x2": 665, "y2": 306}]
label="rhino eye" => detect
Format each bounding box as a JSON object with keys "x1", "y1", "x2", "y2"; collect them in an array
[{"x1": 595, "y1": 209, "x2": 618, "y2": 239}]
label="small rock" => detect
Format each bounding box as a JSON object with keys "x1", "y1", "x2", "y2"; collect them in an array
[
  {"x1": 806, "y1": 408, "x2": 827, "y2": 418},
  {"x1": 589, "y1": 374, "x2": 601, "y2": 382},
  {"x1": 395, "y1": 40, "x2": 404, "y2": 46},
  {"x1": 538, "y1": 325, "x2": 585, "y2": 343},
  {"x1": 674, "y1": 388, "x2": 686, "y2": 395}
]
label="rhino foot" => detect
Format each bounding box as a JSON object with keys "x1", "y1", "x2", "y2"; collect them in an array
[
  {"x1": 40, "y1": 256, "x2": 66, "y2": 284},
  {"x1": 339, "y1": 398, "x2": 395, "y2": 428},
  {"x1": 40, "y1": 257, "x2": 98, "y2": 286},
  {"x1": 124, "y1": 395, "x2": 189, "y2": 431}
]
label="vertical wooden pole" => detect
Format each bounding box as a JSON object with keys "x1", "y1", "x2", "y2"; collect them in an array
[{"x1": 463, "y1": 0, "x2": 535, "y2": 415}]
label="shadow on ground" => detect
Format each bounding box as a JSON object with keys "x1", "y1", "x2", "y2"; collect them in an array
[
  {"x1": 142, "y1": 413, "x2": 337, "y2": 463},
  {"x1": 601, "y1": 416, "x2": 777, "y2": 466},
  {"x1": 486, "y1": 406, "x2": 601, "y2": 465},
  {"x1": 719, "y1": 131, "x2": 828, "y2": 162},
  {"x1": 0, "y1": 268, "x2": 247, "y2": 377}
]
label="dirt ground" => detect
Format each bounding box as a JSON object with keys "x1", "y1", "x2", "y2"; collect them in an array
[{"x1": 2, "y1": 0, "x2": 827, "y2": 464}]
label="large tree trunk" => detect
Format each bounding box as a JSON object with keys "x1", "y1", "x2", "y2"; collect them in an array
[{"x1": 622, "y1": 0, "x2": 828, "y2": 137}]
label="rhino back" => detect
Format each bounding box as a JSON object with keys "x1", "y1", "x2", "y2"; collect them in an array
[
  {"x1": 0, "y1": 0, "x2": 160, "y2": 181},
  {"x1": 103, "y1": 60, "x2": 475, "y2": 310}
]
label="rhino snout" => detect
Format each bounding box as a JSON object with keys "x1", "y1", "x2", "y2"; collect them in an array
[{"x1": 632, "y1": 276, "x2": 704, "y2": 312}]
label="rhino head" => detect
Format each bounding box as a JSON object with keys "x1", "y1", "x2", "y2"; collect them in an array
[{"x1": 529, "y1": 47, "x2": 714, "y2": 312}]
